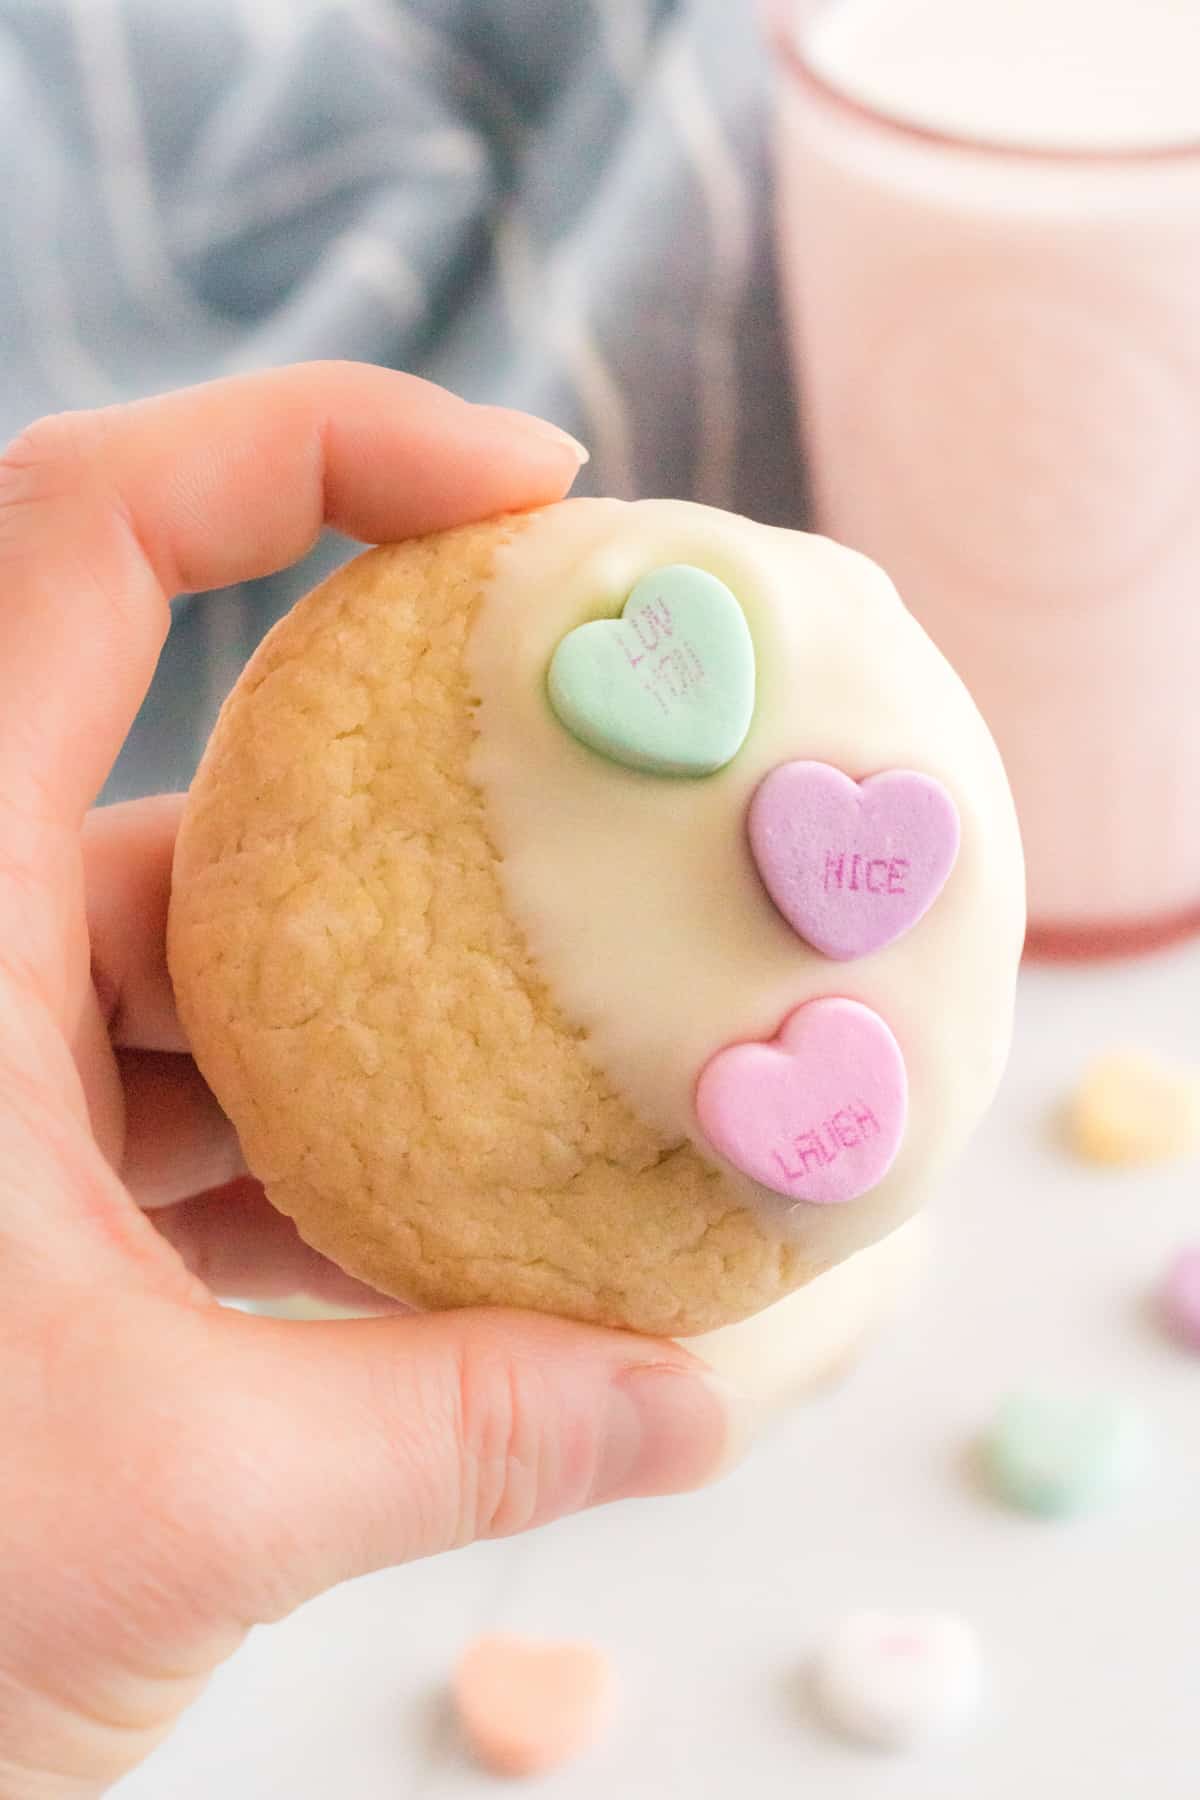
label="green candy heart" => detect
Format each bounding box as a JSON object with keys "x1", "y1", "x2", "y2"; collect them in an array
[
  {"x1": 980, "y1": 1391, "x2": 1148, "y2": 1519},
  {"x1": 547, "y1": 564, "x2": 755, "y2": 777}
]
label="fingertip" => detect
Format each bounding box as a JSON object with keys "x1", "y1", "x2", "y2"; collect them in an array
[
  {"x1": 315, "y1": 373, "x2": 588, "y2": 539},
  {"x1": 469, "y1": 405, "x2": 590, "y2": 468},
  {"x1": 588, "y1": 1361, "x2": 750, "y2": 1506}
]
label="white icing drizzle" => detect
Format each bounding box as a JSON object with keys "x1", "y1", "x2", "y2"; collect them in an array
[{"x1": 467, "y1": 499, "x2": 1024, "y2": 1261}]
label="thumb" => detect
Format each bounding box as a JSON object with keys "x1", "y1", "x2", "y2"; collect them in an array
[{"x1": 208, "y1": 1306, "x2": 746, "y2": 1620}]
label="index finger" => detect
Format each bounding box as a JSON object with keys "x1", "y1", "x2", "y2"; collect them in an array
[{"x1": 0, "y1": 361, "x2": 585, "y2": 838}]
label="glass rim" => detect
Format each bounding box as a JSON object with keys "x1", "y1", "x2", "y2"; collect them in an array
[{"x1": 771, "y1": 5, "x2": 1200, "y2": 168}]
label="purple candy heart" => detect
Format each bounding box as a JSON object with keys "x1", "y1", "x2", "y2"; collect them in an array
[
  {"x1": 1162, "y1": 1248, "x2": 1200, "y2": 1353},
  {"x1": 748, "y1": 762, "x2": 960, "y2": 961}
]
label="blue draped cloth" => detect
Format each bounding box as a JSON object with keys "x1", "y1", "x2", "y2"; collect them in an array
[{"x1": 0, "y1": 0, "x2": 808, "y2": 798}]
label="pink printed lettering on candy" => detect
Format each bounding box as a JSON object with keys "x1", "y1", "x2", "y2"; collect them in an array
[
  {"x1": 632, "y1": 598, "x2": 673, "y2": 653},
  {"x1": 774, "y1": 1130, "x2": 830, "y2": 1180},
  {"x1": 771, "y1": 1101, "x2": 881, "y2": 1180},
  {"x1": 835, "y1": 1102, "x2": 879, "y2": 1146},
  {"x1": 823, "y1": 852, "x2": 909, "y2": 898},
  {"x1": 640, "y1": 639, "x2": 707, "y2": 710}
]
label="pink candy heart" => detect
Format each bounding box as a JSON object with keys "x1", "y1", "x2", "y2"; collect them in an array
[
  {"x1": 748, "y1": 762, "x2": 960, "y2": 961},
  {"x1": 695, "y1": 998, "x2": 907, "y2": 1203}
]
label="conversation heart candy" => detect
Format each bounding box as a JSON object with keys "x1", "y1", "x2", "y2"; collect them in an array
[
  {"x1": 547, "y1": 564, "x2": 755, "y2": 776},
  {"x1": 1068, "y1": 1047, "x2": 1200, "y2": 1165},
  {"x1": 979, "y1": 1390, "x2": 1149, "y2": 1518},
  {"x1": 814, "y1": 1611, "x2": 984, "y2": 1751},
  {"x1": 748, "y1": 761, "x2": 960, "y2": 960},
  {"x1": 454, "y1": 1634, "x2": 616, "y2": 1778},
  {"x1": 1161, "y1": 1247, "x2": 1200, "y2": 1352},
  {"x1": 695, "y1": 997, "x2": 907, "y2": 1203}
]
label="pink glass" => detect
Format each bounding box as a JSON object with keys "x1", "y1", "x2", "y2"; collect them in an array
[{"x1": 770, "y1": 1, "x2": 1200, "y2": 957}]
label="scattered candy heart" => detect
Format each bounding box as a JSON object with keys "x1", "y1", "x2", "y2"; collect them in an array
[
  {"x1": 1067, "y1": 1046, "x2": 1200, "y2": 1165},
  {"x1": 547, "y1": 563, "x2": 755, "y2": 776},
  {"x1": 813, "y1": 1611, "x2": 984, "y2": 1750},
  {"x1": 695, "y1": 997, "x2": 907, "y2": 1203},
  {"x1": 748, "y1": 761, "x2": 959, "y2": 960},
  {"x1": 979, "y1": 1390, "x2": 1148, "y2": 1518},
  {"x1": 1160, "y1": 1247, "x2": 1200, "y2": 1353},
  {"x1": 453, "y1": 1634, "x2": 616, "y2": 1778}
]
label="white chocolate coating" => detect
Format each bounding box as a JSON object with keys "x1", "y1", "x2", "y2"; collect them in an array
[
  {"x1": 689, "y1": 1218, "x2": 928, "y2": 1424},
  {"x1": 467, "y1": 499, "x2": 1023, "y2": 1266}
]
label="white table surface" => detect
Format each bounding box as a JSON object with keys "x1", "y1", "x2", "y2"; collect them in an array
[{"x1": 116, "y1": 943, "x2": 1200, "y2": 1799}]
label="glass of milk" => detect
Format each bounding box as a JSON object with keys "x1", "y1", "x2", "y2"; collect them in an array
[{"x1": 773, "y1": 0, "x2": 1200, "y2": 955}]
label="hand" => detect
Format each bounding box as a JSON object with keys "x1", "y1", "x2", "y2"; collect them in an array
[{"x1": 0, "y1": 363, "x2": 741, "y2": 1797}]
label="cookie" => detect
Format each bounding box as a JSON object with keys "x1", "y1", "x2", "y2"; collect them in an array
[
  {"x1": 246, "y1": 1221, "x2": 927, "y2": 1422},
  {"x1": 168, "y1": 498, "x2": 1024, "y2": 1334}
]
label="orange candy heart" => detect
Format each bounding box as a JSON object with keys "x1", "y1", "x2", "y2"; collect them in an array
[{"x1": 454, "y1": 1633, "x2": 616, "y2": 1777}]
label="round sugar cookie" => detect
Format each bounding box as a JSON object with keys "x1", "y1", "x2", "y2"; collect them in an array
[{"x1": 168, "y1": 498, "x2": 1024, "y2": 1336}]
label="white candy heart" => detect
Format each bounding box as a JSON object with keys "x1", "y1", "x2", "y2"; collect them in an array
[{"x1": 814, "y1": 1611, "x2": 983, "y2": 1750}]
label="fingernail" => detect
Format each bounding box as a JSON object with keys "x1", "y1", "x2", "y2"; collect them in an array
[
  {"x1": 590, "y1": 1364, "x2": 750, "y2": 1505},
  {"x1": 473, "y1": 405, "x2": 590, "y2": 465}
]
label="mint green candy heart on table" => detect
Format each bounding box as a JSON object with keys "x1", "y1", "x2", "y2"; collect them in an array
[
  {"x1": 547, "y1": 564, "x2": 755, "y2": 776},
  {"x1": 979, "y1": 1390, "x2": 1149, "y2": 1519}
]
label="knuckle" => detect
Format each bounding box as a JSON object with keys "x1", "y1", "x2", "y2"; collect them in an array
[
  {"x1": 0, "y1": 409, "x2": 109, "y2": 518},
  {"x1": 453, "y1": 1340, "x2": 587, "y2": 1545},
  {"x1": 0, "y1": 402, "x2": 170, "y2": 672}
]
